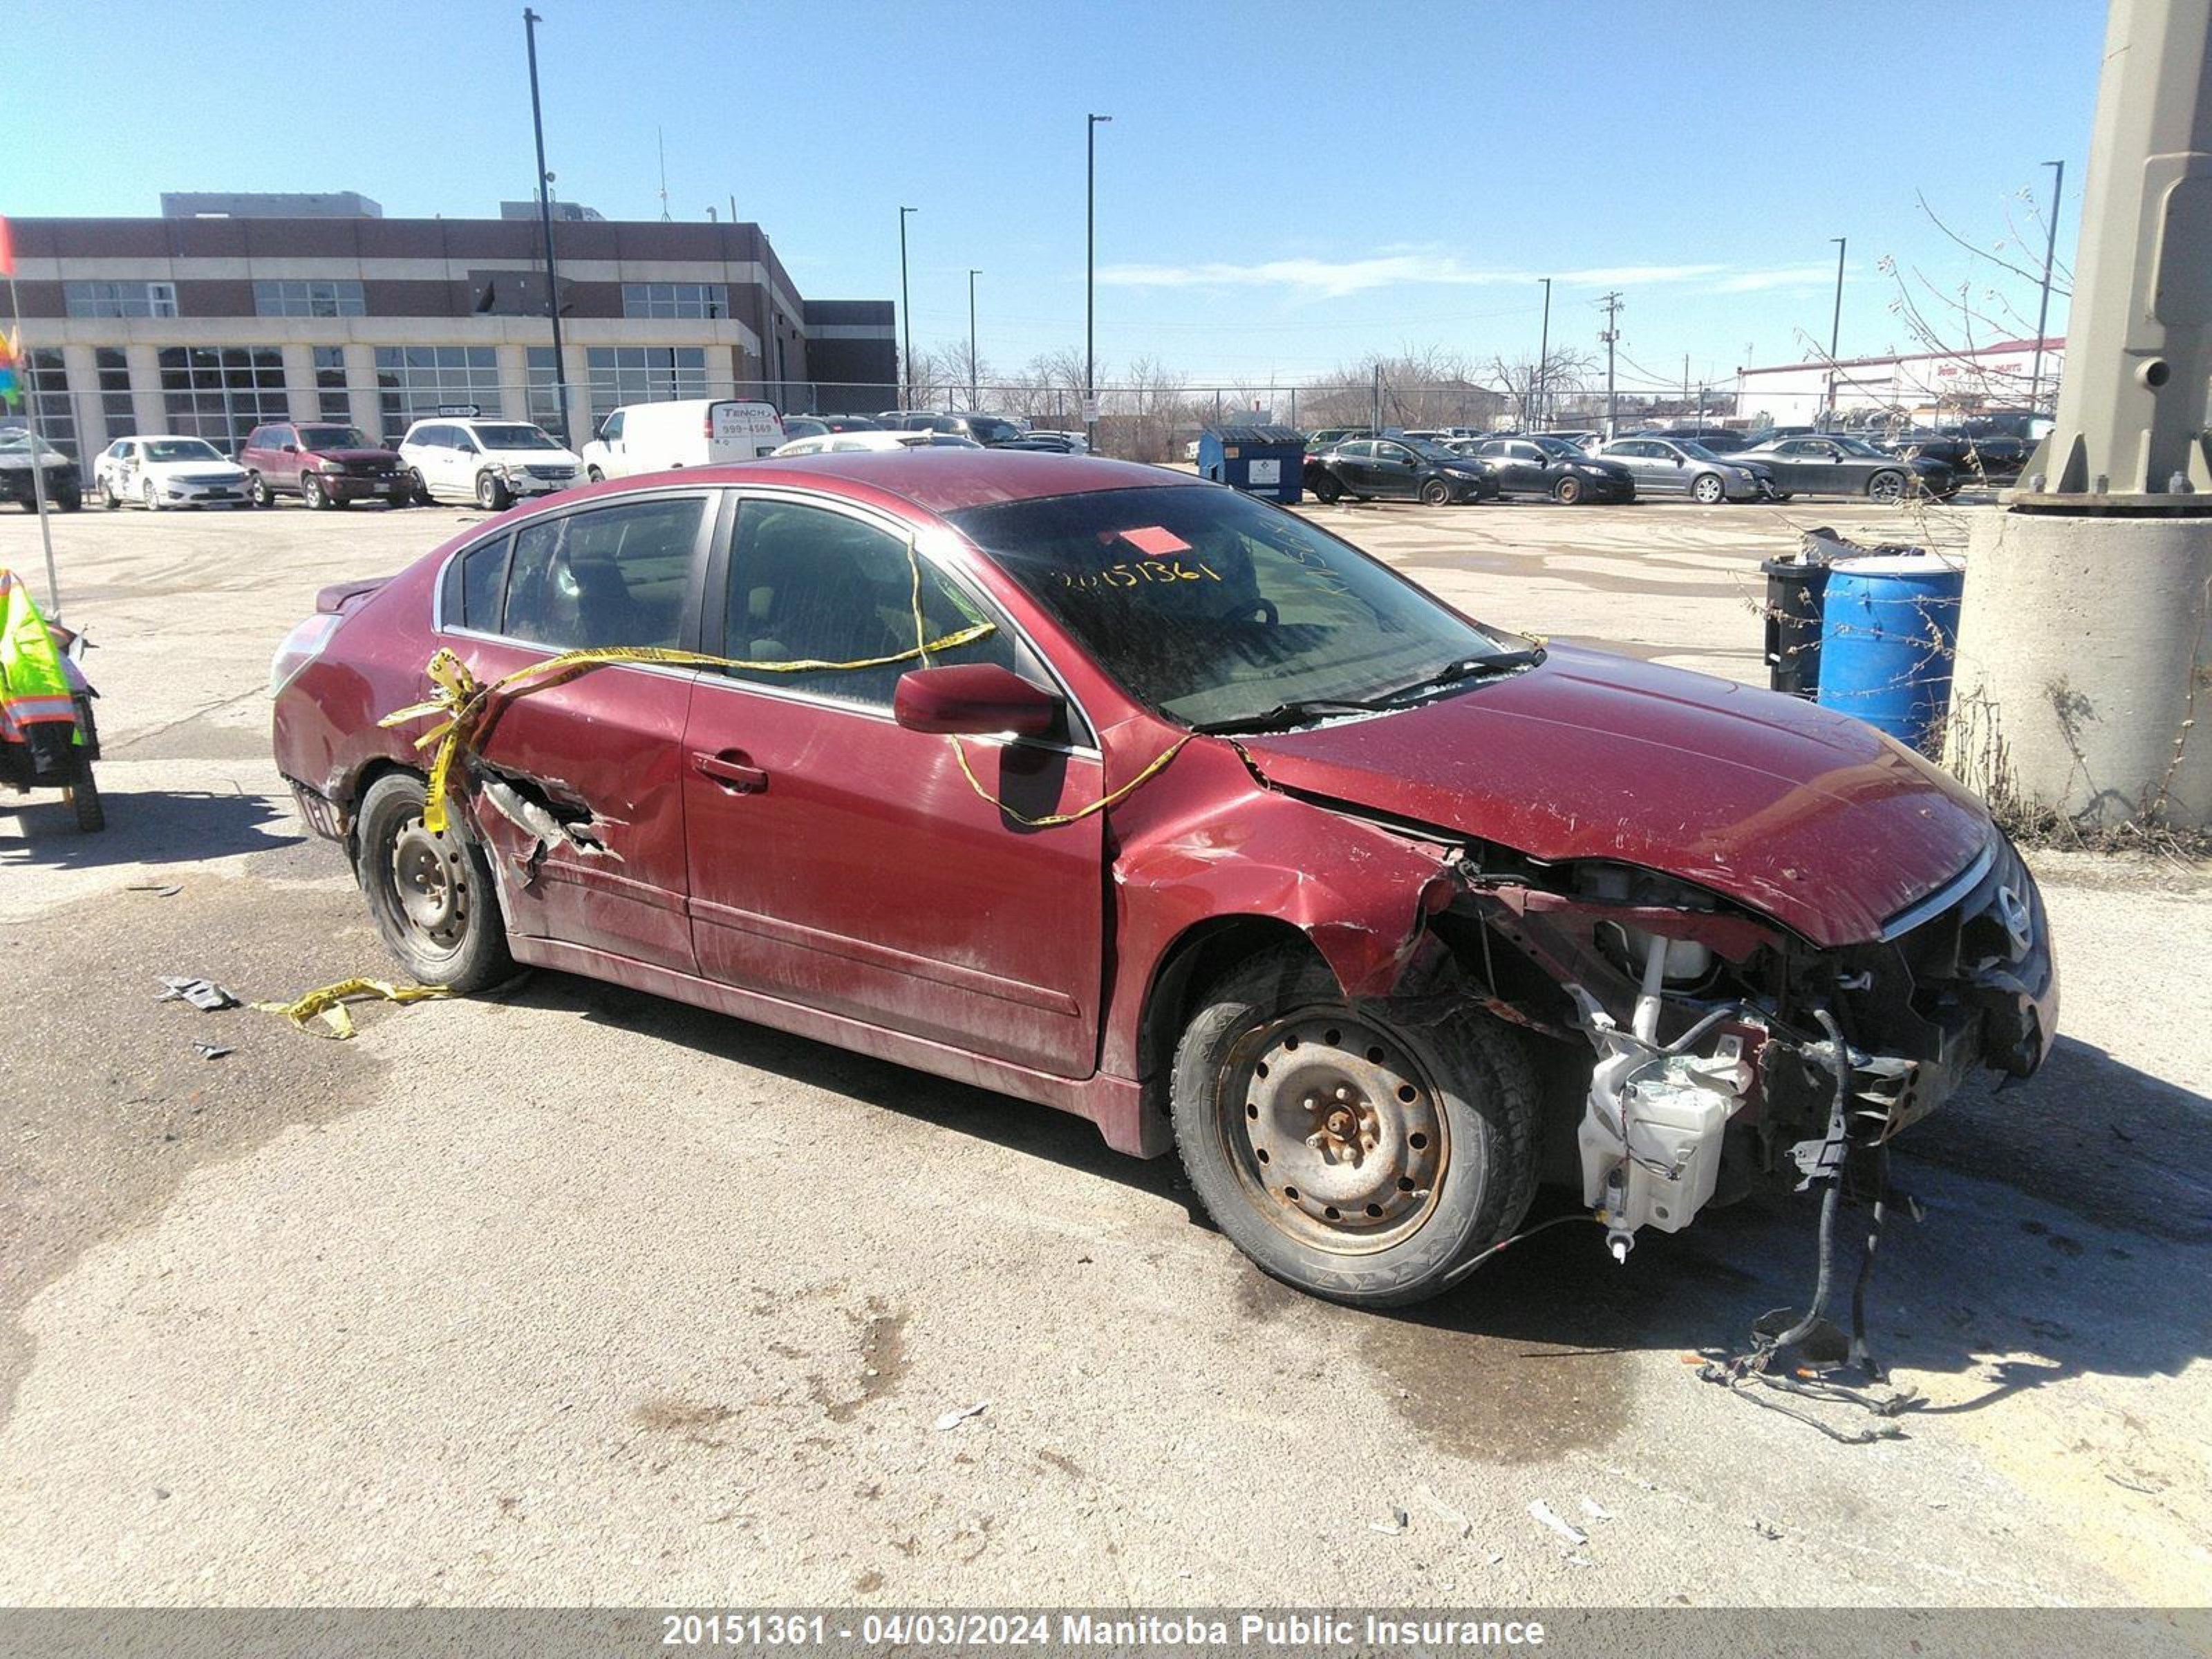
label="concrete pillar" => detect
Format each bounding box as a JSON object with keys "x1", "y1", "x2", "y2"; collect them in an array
[
  {"x1": 279, "y1": 344, "x2": 320, "y2": 424},
  {"x1": 124, "y1": 343, "x2": 165, "y2": 437},
  {"x1": 59, "y1": 344, "x2": 106, "y2": 455},
  {"x1": 1948, "y1": 0, "x2": 2212, "y2": 830},
  {"x1": 493, "y1": 344, "x2": 531, "y2": 420},
  {"x1": 343, "y1": 344, "x2": 382, "y2": 440}
]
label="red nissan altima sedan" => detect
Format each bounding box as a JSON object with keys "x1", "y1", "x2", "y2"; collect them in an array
[{"x1": 271, "y1": 451, "x2": 2054, "y2": 1306}]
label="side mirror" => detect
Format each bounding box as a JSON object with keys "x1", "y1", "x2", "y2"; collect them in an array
[
  {"x1": 281, "y1": 443, "x2": 299, "y2": 454},
  {"x1": 893, "y1": 663, "x2": 1059, "y2": 738}
]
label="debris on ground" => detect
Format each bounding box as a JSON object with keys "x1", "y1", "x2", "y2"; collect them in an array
[
  {"x1": 126, "y1": 883, "x2": 181, "y2": 897},
  {"x1": 190, "y1": 1041, "x2": 232, "y2": 1061},
  {"x1": 1580, "y1": 1497, "x2": 1615, "y2": 1521},
  {"x1": 1528, "y1": 1500, "x2": 1588, "y2": 1547},
  {"x1": 932, "y1": 1402, "x2": 989, "y2": 1432},
  {"x1": 156, "y1": 977, "x2": 237, "y2": 1011},
  {"x1": 252, "y1": 977, "x2": 453, "y2": 1040},
  {"x1": 1751, "y1": 1517, "x2": 1784, "y2": 1540},
  {"x1": 1414, "y1": 1483, "x2": 1474, "y2": 1539},
  {"x1": 1368, "y1": 1506, "x2": 1410, "y2": 1536}
]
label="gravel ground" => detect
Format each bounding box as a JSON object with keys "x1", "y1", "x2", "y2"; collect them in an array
[{"x1": 1, "y1": 490, "x2": 2206, "y2": 1610}]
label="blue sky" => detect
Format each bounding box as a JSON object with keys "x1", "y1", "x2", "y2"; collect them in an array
[{"x1": 15, "y1": 1, "x2": 2101, "y2": 389}]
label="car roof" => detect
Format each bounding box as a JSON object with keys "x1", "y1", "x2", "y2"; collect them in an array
[{"x1": 601, "y1": 449, "x2": 1202, "y2": 517}]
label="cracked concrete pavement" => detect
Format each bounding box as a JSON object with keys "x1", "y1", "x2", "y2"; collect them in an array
[{"x1": 1, "y1": 491, "x2": 2207, "y2": 1609}]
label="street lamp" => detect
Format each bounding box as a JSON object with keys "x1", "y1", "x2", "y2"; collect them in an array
[
  {"x1": 968, "y1": 268, "x2": 981, "y2": 409},
  {"x1": 1827, "y1": 236, "x2": 1847, "y2": 418},
  {"x1": 899, "y1": 206, "x2": 918, "y2": 410},
  {"x1": 1535, "y1": 276, "x2": 1552, "y2": 429},
  {"x1": 521, "y1": 8, "x2": 570, "y2": 446},
  {"x1": 2028, "y1": 159, "x2": 2066, "y2": 417},
  {"x1": 1087, "y1": 113, "x2": 1112, "y2": 447}
]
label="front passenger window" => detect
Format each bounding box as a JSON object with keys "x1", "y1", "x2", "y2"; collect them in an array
[
  {"x1": 501, "y1": 496, "x2": 704, "y2": 650},
  {"x1": 726, "y1": 499, "x2": 1015, "y2": 706}
]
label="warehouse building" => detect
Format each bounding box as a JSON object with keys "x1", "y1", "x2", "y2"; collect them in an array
[
  {"x1": 1732, "y1": 337, "x2": 2064, "y2": 429},
  {"x1": 0, "y1": 193, "x2": 898, "y2": 459}
]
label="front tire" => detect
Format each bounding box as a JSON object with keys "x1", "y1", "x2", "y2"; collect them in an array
[
  {"x1": 476, "y1": 471, "x2": 512, "y2": 512},
  {"x1": 1691, "y1": 472, "x2": 1725, "y2": 505},
  {"x1": 585, "y1": 466, "x2": 606, "y2": 484},
  {"x1": 1418, "y1": 477, "x2": 1452, "y2": 506},
  {"x1": 1553, "y1": 475, "x2": 1584, "y2": 505},
  {"x1": 142, "y1": 478, "x2": 161, "y2": 512},
  {"x1": 100, "y1": 478, "x2": 119, "y2": 509},
  {"x1": 301, "y1": 471, "x2": 327, "y2": 511},
  {"x1": 1170, "y1": 948, "x2": 1538, "y2": 1308},
  {"x1": 66, "y1": 750, "x2": 104, "y2": 832},
  {"x1": 1868, "y1": 469, "x2": 1906, "y2": 503},
  {"x1": 353, "y1": 771, "x2": 514, "y2": 993}
]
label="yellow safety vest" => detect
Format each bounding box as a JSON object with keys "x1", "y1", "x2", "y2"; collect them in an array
[{"x1": 0, "y1": 567, "x2": 77, "y2": 743}]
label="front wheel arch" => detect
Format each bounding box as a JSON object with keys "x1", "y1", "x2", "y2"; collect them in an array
[{"x1": 1136, "y1": 916, "x2": 1322, "y2": 1121}]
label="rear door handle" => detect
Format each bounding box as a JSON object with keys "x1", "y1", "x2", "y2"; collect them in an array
[{"x1": 691, "y1": 749, "x2": 767, "y2": 793}]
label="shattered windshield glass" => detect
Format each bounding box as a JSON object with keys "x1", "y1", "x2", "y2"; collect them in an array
[{"x1": 948, "y1": 483, "x2": 1518, "y2": 729}]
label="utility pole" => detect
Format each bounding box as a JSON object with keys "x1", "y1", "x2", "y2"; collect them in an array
[
  {"x1": 899, "y1": 206, "x2": 917, "y2": 411},
  {"x1": 2028, "y1": 158, "x2": 2067, "y2": 416},
  {"x1": 522, "y1": 9, "x2": 570, "y2": 446},
  {"x1": 1597, "y1": 292, "x2": 1622, "y2": 438},
  {"x1": 1827, "y1": 236, "x2": 1848, "y2": 419},
  {"x1": 1535, "y1": 276, "x2": 1552, "y2": 430},
  {"x1": 967, "y1": 268, "x2": 981, "y2": 409},
  {"x1": 1087, "y1": 113, "x2": 1113, "y2": 449},
  {"x1": 1948, "y1": 0, "x2": 2212, "y2": 833}
]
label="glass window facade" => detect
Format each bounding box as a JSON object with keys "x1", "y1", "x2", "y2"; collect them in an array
[
  {"x1": 158, "y1": 346, "x2": 287, "y2": 454},
  {"x1": 313, "y1": 346, "x2": 351, "y2": 420},
  {"x1": 15, "y1": 349, "x2": 78, "y2": 460},
  {"x1": 619, "y1": 283, "x2": 729, "y2": 320},
  {"x1": 254, "y1": 279, "x2": 366, "y2": 318},
  {"x1": 587, "y1": 346, "x2": 707, "y2": 419},
  {"x1": 374, "y1": 346, "x2": 503, "y2": 443},
  {"x1": 96, "y1": 348, "x2": 135, "y2": 439},
  {"x1": 64, "y1": 281, "x2": 178, "y2": 319}
]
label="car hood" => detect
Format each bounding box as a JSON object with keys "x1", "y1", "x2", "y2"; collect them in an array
[
  {"x1": 484, "y1": 448, "x2": 581, "y2": 466},
  {"x1": 146, "y1": 459, "x2": 246, "y2": 477},
  {"x1": 306, "y1": 447, "x2": 401, "y2": 465},
  {"x1": 1230, "y1": 644, "x2": 1992, "y2": 947}
]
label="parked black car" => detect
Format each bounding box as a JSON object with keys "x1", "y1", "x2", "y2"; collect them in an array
[
  {"x1": 891, "y1": 411, "x2": 1029, "y2": 446},
  {"x1": 1456, "y1": 434, "x2": 1636, "y2": 503},
  {"x1": 0, "y1": 429, "x2": 82, "y2": 512},
  {"x1": 1002, "y1": 429, "x2": 1088, "y2": 453},
  {"x1": 781, "y1": 414, "x2": 883, "y2": 441},
  {"x1": 1304, "y1": 436, "x2": 1501, "y2": 505},
  {"x1": 1649, "y1": 425, "x2": 1759, "y2": 453},
  {"x1": 1732, "y1": 434, "x2": 1956, "y2": 501}
]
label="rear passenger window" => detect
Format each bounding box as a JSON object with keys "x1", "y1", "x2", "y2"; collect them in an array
[
  {"x1": 499, "y1": 497, "x2": 704, "y2": 650},
  {"x1": 454, "y1": 534, "x2": 512, "y2": 631}
]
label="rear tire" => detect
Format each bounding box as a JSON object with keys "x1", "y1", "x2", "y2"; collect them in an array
[
  {"x1": 250, "y1": 472, "x2": 275, "y2": 508},
  {"x1": 1169, "y1": 946, "x2": 1539, "y2": 1308},
  {"x1": 1309, "y1": 472, "x2": 1342, "y2": 505},
  {"x1": 353, "y1": 771, "x2": 515, "y2": 993},
  {"x1": 67, "y1": 751, "x2": 104, "y2": 833}
]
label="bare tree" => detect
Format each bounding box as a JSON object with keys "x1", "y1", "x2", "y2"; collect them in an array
[{"x1": 1490, "y1": 346, "x2": 1600, "y2": 429}]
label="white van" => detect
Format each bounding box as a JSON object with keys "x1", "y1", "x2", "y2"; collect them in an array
[{"x1": 579, "y1": 399, "x2": 785, "y2": 480}]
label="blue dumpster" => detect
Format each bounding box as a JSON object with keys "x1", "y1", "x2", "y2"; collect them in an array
[
  {"x1": 1197, "y1": 424, "x2": 1304, "y2": 504},
  {"x1": 1815, "y1": 552, "x2": 1965, "y2": 752}
]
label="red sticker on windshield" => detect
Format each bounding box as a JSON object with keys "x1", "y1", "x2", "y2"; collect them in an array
[{"x1": 1116, "y1": 525, "x2": 1193, "y2": 558}]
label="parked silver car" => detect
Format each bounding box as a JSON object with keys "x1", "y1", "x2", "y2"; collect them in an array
[{"x1": 1594, "y1": 435, "x2": 1784, "y2": 504}]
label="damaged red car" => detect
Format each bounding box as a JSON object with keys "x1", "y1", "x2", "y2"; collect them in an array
[{"x1": 271, "y1": 452, "x2": 2056, "y2": 1306}]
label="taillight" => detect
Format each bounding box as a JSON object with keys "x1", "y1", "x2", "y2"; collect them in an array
[
  {"x1": 269, "y1": 612, "x2": 342, "y2": 697},
  {"x1": 704, "y1": 409, "x2": 715, "y2": 438}
]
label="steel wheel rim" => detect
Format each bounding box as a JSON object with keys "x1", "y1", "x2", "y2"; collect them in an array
[
  {"x1": 1221, "y1": 1007, "x2": 1448, "y2": 1254},
  {"x1": 388, "y1": 814, "x2": 469, "y2": 953}
]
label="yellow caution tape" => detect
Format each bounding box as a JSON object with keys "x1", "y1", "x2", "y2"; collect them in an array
[
  {"x1": 252, "y1": 977, "x2": 455, "y2": 1040},
  {"x1": 379, "y1": 532, "x2": 1193, "y2": 835}
]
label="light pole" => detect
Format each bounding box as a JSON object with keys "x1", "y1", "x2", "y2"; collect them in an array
[
  {"x1": 1826, "y1": 236, "x2": 1847, "y2": 419},
  {"x1": 1087, "y1": 113, "x2": 1112, "y2": 449},
  {"x1": 2028, "y1": 159, "x2": 2066, "y2": 417},
  {"x1": 899, "y1": 206, "x2": 917, "y2": 411},
  {"x1": 1535, "y1": 277, "x2": 1552, "y2": 430},
  {"x1": 522, "y1": 8, "x2": 569, "y2": 445},
  {"x1": 968, "y1": 268, "x2": 981, "y2": 409}
]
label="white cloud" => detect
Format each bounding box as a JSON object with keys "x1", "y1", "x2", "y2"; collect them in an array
[{"x1": 1096, "y1": 252, "x2": 1822, "y2": 299}]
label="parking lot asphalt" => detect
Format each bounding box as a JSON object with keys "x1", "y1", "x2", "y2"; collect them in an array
[{"x1": 1, "y1": 491, "x2": 2207, "y2": 1608}]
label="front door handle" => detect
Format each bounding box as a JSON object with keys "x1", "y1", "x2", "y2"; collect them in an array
[{"x1": 692, "y1": 749, "x2": 767, "y2": 793}]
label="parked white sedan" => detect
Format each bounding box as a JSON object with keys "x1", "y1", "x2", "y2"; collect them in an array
[{"x1": 93, "y1": 436, "x2": 254, "y2": 510}]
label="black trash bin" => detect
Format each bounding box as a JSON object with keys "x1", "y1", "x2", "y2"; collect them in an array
[{"x1": 1762, "y1": 543, "x2": 1837, "y2": 698}]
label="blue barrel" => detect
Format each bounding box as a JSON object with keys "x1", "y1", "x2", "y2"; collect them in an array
[{"x1": 1814, "y1": 553, "x2": 1965, "y2": 751}]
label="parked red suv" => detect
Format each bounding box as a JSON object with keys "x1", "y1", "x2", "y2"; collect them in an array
[
  {"x1": 270, "y1": 451, "x2": 2056, "y2": 1307},
  {"x1": 239, "y1": 422, "x2": 412, "y2": 510}
]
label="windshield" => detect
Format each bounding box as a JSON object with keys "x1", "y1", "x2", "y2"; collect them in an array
[
  {"x1": 298, "y1": 425, "x2": 375, "y2": 451},
  {"x1": 1832, "y1": 436, "x2": 1886, "y2": 457},
  {"x1": 1673, "y1": 440, "x2": 1725, "y2": 462},
  {"x1": 1406, "y1": 439, "x2": 1464, "y2": 461},
  {"x1": 948, "y1": 483, "x2": 1517, "y2": 729},
  {"x1": 0, "y1": 429, "x2": 66, "y2": 459},
  {"x1": 469, "y1": 423, "x2": 563, "y2": 451},
  {"x1": 967, "y1": 417, "x2": 1024, "y2": 444},
  {"x1": 145, "y1": 440, "x2": 225, "y2": 464},
  {"x1": 1530, "y1": 436, "x2": 1578, "y2": 458}
]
